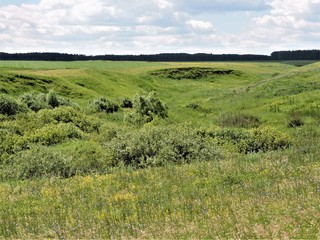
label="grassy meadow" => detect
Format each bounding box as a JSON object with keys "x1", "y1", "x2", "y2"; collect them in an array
[{"x1": 0, "y1": 60, "x2": 319, "y2": 238}]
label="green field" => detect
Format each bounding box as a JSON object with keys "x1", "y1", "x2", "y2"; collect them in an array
[{"x1": 0, "y1": 60, "x2": 319, "y2": 238}]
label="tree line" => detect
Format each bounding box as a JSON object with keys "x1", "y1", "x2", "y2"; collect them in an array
[
  {"x1": 271, "y1": 50, "x2": 320, "y2": 61},
  {"x1": 0, "y1": 50, "x2": 319, "y2": 61}
]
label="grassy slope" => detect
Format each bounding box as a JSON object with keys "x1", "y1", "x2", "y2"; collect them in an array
[{"x1": 0, "y1": 60, "x2": 319, "y2": 238}]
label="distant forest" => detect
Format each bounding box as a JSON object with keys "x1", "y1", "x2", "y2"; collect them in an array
[{"x1": 0, "y1": 50, "x2": 319, "y2": 62}]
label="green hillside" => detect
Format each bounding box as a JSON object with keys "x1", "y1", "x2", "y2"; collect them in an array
[{"x1": 0, "y1": 61, "x2": 319, "y2": 238}]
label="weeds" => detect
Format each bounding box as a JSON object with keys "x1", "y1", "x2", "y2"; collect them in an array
[{"x1": 220, "y1": 112, "x2": 261, "y2": 128}]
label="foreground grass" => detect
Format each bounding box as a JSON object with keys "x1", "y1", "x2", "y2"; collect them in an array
[{"x1": 1, "y1": 148, "x2": 319, "y2": 239}]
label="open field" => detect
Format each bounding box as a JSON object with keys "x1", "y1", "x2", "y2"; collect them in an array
[{"x1": 0, "y1": 60, "x2": 319, "y2": 238}]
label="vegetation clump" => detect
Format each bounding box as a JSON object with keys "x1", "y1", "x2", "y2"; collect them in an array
[
  {"x1": 120, "y1": 97, "x2": 133, "y2": 108},
  {"x1": 0, "y1": 146, "x2": 74, "y2": 180},
  {"x1": 21, "y1": 90, "x2": 76, "y2": 112},
  {"x1": 21, "y1": 92, "x2": 48, "y2": 112},
  {"x1": 151, "y1": 67, "x2": 241, "y2": 80},
  {"x1": 0, "y1": 106, "x2": 101, "y2": 163},
  {"x1": 127, "y1": 92, "x2": 168, "y2": 124},
  {"x1": 200, "y1": 127, "x2": 291, "y2": 153},
  {"x1": 287, "y1": 111, "x2": 305, "y2": 128},
  {"x1": 220, "y1": 112, "x2": 262, "y2": 128},
  {"x1": 186, "y1": 103, "x2": 201, "y2": 109},
  {"x1": 90, "y1": 97, "x2": 119, "y2": 113},
  {"x1": 105, "y1": 125, "x2": 219, "y2": 168},
  {"x1": 0, "y1": 94, "x2": 26, "y2": 116}
]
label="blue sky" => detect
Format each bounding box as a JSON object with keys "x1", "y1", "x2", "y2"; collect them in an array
[
  {"x1": 0, "y1": 0, "x2": 319, "y2": 55},
  {"x1": 0, "y1": 0, "x2": 38, "y2": 6}
]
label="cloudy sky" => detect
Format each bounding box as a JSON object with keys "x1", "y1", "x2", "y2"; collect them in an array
[{"x1": 0, "y1": 0, "x2": 319, "y2": 55}]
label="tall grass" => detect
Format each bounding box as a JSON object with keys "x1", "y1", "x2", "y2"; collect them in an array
[{"x1": 0, "y1": 144, "x2": 319, "y2": 238}]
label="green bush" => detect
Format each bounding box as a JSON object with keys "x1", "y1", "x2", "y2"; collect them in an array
[
  {"x1": 21, "y1": 91, "x2": 76, "y2": 111},
  {"x1": 62, "y1": 141, "x2": 111, "y2": 175},
  {"x1": 56, "y1": 95, "x2": 77, "y2": 108},
  {"x1": 90, "y1": 97, "x2": 119, "y2": 113},
  {"x1": 36, "y1": 106, "x2": 101, "y2": 133},
  {"x1": 46, "y1": 90, "x2": 59, "y2": 108},
  {"x1": 0, "y1": 106, "x2": 101, "y2": 162},
  {"x1": 201, "y1": 126, "x2": 291, "y2": 153},
  {"x1": 0, "y1": 95, "x2": 26, "y2": 115},
  {"x1": 220, "y1": 112, "x2": 261, "y2": 128},
  {"x1": 20, "y1": 92, "x2": 48, "y2": 112},
  {"x1": 121, "y1": 97, "x2": 133, "y2": 108},
  {"x1": 0, "y1": 139, "x2": 112, "y2": 180},
  {"x1": 0, "y1": 146, "x2": 75, "y2": 180},
  {"x1": 288, "y1": 118, "x2": 304, "y2": 128},
  {"x1": 287, "y1": 111, "x2": 304, "y2": 128},
  {"x1": 27, "y1": 123, "x2": 84, "y2": 146},
  {"x1": 0, "y1": 130, "x2": 23, "y2": 162},
  {"x1": 104, "y1": 125, "x2": 219, "y2": 168},
  {"x1": 127, "y1": 92, "x2": 168, "y2": 124}
]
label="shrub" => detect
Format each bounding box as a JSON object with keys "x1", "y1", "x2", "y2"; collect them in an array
[
  {"x1": 127, "y1": 92, "x2": 168, "y2": 124},
  {"x1": 220, "y1": 112, "x2": 261, "y2": 128},
  {"x1": 0, "y1": 146, "x2": 75, "y2": 180},
  {"x1": 104, "y1": 125, "x2": 219, "y2": 168},
  {"x1": 46, "y1": 90, "x2": 60, "y2": 108},
  {"x1": 36, "y1": 106, "x2": 101, "y2": 133},
  {"x1": 201, "y1": 126, "x2": 291, "y2": 153},
  {"x1": 0, "y1": 142, "x2": 112, "y2": 180},
  {"x1": 288, "y1": 118, "x2": 304, "y2": 128},
  {"x1": 0, "y1": 106, "x2": 101, "y2": 162},
  {"x1": 56, "y1": 95, "x2": 77, "y2": 108},
  {"x1": 90, "y1": 97, "x2": 119, "y2": 113},
  {"x1": 0, "y1": 95, "x2": 25, "y2": 115},
  {"x1": 21, "y1": 91, "x2": 76, "y2": 111},
  {"x1": 287, "y1": 111, "x2": 304, "y2": 128},
  {"x1": 27, "y1": 123, "x2": 84, "y2": 146},
  {"x1": 121, "y1": 97, "x2": 133, "y2": 108},
  {"x1": 20, "y1": 92, "x2": 48, "y2": 112},
  {"x1": 63, "y1": 141, "x2": 111, "y2": 175}
]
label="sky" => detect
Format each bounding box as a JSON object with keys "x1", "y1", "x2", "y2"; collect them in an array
[{"x1": 0, "y1": 0, "x2": 319, "y2": 55}]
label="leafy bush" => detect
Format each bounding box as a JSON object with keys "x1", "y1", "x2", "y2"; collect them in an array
[
  {"x1": 150, "y1": 67, "x2": 240, "y2": 80},
  {"x1": 36, "y1": 106, "x2": 101, "y2": 133},
  {"x1": 220, "y1": 112, "x2": 261, "y2": 128},
  {"x1": 20, "y1": 92, "x2": 48, "y2": 112},
  {"x1": 21, "y1": 91, "x2": 76, "y2": 111},
  {"x1": 201, "y1": 126, "x2": 291, "y2": 153},
  {"x1": 104, "y1": 125, "x2": 219, "y2": 168},
  {"x1": 62, "y1": 141, "x2": 111, "y2": 175},
  {"x1": 288, "y1": 118, "x2": 304, "y2": 128},
  {"x1": 287, "y1": 111, "x2": 304, "y2": 128},
  {"x1": 90, "y1": 97, "x2": 119, "y2": 113},
  {"x1": 121, "y1": 97, "x2": 133, "y2": 108},
  {"x1": 127, "y1": 92, "x2": 168, "y2": 124},
  {"x1": 0, "y1": 95, "x2": 26, "y2": 115},
  {"x1": 0, "y1": 106, "x2": 101, "y2": 162},
  {"x1": 0, "y1": 146, "x2": 75, "y2": 180},
  {"x1": 27, "y1": 123, "x2": 84, "y2": 146},
  {"x1": 46, "y1": 90, "x2": 59, "y2": 108},
  {"x1": 0, "y1": 139, "x2": 112, "y2": 180},
  {"x1": 0, "y1": 130, "x2": 24, "y2": 162}
]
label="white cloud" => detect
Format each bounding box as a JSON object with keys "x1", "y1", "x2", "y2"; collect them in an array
[
  {"x1": 0, "y1": 0, "x2": 319, "y2": 55},
  {"x1": 187, "y1": 20, "x2": 214, "y2": 32},
  {"x1": 251, "y1": 0, "x2": 320, "y2": 47}
]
